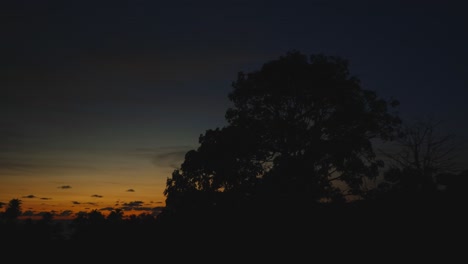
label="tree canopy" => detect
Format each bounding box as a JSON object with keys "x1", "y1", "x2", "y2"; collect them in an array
[
  {"x1": 3, "y1": 198, "x2": 22, "y2": 221},
  {"x1": 162, "y1": 51, "x2": 401, "y2": 217}
]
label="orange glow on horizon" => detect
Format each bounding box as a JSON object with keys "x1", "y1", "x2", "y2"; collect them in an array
[{"x1": 0, "y1": 166, "x2": 170, "y2": 221}]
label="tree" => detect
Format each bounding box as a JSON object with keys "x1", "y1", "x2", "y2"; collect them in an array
[
  {"x1": 380, "y1": 117, "x2": 458, "y2": 195},
  {"x1": 162, "y1": 51, "x2": 401, "y2": 218},
  {"x1": 107, "y1": 208, "x2": 124, "y2": 224},
  {"x1": 4, "y1": 198, "x2": 22, "y2": 221}
]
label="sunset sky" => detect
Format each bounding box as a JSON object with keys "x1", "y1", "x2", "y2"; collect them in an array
[{"x1": 1, "y1": 0, "x2": 467, "y2": 219}]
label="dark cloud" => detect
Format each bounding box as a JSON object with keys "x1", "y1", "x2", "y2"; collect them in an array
[
  {"x1": 59, "y1": 210, "x2": 73, "y2": 217},
  {"x1": 152, "y1": 148, "x2": 190, "y2": 169},
  {"x1": 123, "y1": 201, "x2": 144, "y2": 207},
  {"x1": 100, "y1": 207, "x2": 115, "y2": 212},
  {"x1": 103, "y1": 200, "x2": 165, "y2": 214},
  {"x1": 99, "y1": 201, "x2": 163, "y2": 214},
  {"x1": 126, "y1": 189, "x2": 135, "y2": 192},
  {"x1": 58, "y1": 185, "x2": 72, "y2": 189},
  {"x1": 22, "y1": 194, "x2": 36, "y2": 198},
  {"x1": 130, "y1": 146, "x2": 192, "y2": 170},
  {"x1": 91, "y1": 194, "x2": 103, "y2": 198},
  {"x1": 40, "y1": 197, "x2": 52, "y2": 200},
  {"x1": 73, "y1": 201, "x2": 99, "y2": 208},
  {"x1": 119, "y1": 200, "x2": 146, "y2": 211},
  {"x1": 152, "y1": 150, "x2": 187, "y2": 169}
]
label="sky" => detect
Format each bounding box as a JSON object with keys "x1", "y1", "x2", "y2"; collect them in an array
[{"x1": 1, "y1": 0, "x2": 467, "y2": 219}]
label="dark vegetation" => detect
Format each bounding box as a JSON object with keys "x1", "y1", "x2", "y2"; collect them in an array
[{"x1": 1, "y1": 51, "x2": 466, "y2": 256}]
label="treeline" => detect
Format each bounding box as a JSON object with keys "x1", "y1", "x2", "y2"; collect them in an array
[
  {"x1": 0, "y1": 179, "x2": 466, "y2": 254},
  {"x1": 0, "y1": 205, "x2": 161, "y2": 243}
]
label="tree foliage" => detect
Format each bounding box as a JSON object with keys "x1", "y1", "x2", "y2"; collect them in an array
[
  {"x1": 163, "y1": 51, "x2": 401, "y2": 216},
  {"x1": 4, "y1": 198, "x2": 22, "y2": 221}
]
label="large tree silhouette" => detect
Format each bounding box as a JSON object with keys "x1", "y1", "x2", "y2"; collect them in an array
[{"x1": 162, "y1": 51, "x2": 401, "y2": 219}]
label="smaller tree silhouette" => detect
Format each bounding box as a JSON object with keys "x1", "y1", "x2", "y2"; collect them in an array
[
  {"x1": 379, "y1": 117, "x2": 458, "y2": 197},
  {"x1": 4, "y1": 198, "x2": 22, "y2": 221},
  {"x1": 107, "y1": 208, "x2": 124, "y2": 224}
]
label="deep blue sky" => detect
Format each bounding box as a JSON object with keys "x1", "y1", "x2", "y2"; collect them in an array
[{"x1": 1, "y1": 0, "x2": 468, "y2": 215}]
